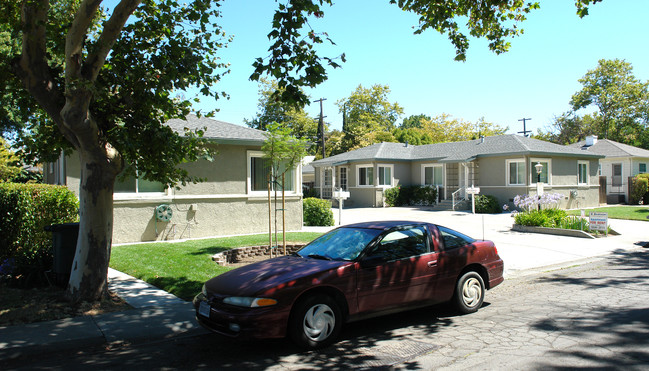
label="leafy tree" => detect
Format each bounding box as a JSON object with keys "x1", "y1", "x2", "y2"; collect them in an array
[
  {"x1": 0, "y1": 138, "x2": 21, "y2": 181},
  {"x1": 337, "y1": 84, "x2": 403, "y2": 150},
  {"x1": 570, "y1": 59, "x2": 649, "y2": 144},
  {"x1": 0, "y1": 0, "x2": 604, "y2": 303},
  {"x1": 537, "y1": 112, "x2": 599, "y2": 144},
  {"x1": 400, "y1": 114, "x2": 432, "y2": 129},
  {"x1": 2, "y1": 0, "x2": 227, "y2": 302},
  {"x1": 262, "y1": 122, "x2": 307, "y2": 255},
  {"x1": 245, "y1": 78, "x2": 320, "y2": 142}
]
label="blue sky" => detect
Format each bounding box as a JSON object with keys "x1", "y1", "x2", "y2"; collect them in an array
[{"x1": 193, "y1": 1, "x2": 649, "y2": 135}]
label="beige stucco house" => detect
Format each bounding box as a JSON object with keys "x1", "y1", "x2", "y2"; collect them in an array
[
  {"x1": 44, "y1": 115, "x2": 303, "y2": 244},
  {"x1": 571, "y1": 136, "x2": 649, "y2": 204},
  {"x1": 310, "y1": 135, "x2": 603, "y2": 210}
]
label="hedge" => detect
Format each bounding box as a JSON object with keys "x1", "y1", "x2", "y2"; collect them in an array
[
  {"x1": 384, "y1": 186, "x2": 438, "y2": 207},
  {"x1": 303, "y1": 197, "x2": 334, "y2": 226},
  {"x1": 0, "y1": 183, "x2": 78, "y2": 285},
  {"x1": 474, "y1": 194, "x2": 501, "y2": 214}
]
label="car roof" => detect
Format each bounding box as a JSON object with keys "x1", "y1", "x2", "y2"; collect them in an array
[{"x1": 340, "y1": 221, "x2": 430, "y2": 230}]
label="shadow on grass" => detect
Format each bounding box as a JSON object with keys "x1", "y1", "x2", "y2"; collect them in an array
[{"x1": 147, "y1": 276, "x2": 204, "y2": 301}]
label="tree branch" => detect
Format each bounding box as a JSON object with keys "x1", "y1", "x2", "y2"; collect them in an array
[
  {"x1": 83, "y1": 0, "x2": 142, "y2": 81},
  {"x1": 17, "y1": 0, "x2": 77, "y2": 147},
  {"x1": 65, "y1": 0, "x2": 102, "y2": 84}
]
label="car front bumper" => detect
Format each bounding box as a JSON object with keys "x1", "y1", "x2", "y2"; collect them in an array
[{"x1": 193, "y1": 293, "x2": 291, "y2": 340}]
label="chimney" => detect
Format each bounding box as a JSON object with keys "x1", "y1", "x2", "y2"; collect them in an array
[
  {"x1": 480, "y1": 136, "x2": 485, "y2": 144},
  {"x1": 585, "y1": 135, "x2": 598, "y2": 146}
]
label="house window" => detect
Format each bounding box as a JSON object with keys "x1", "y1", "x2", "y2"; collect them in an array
[
  {"x1": 530, "y1": 160, "x2": 550, "y2": 184},
  {"x1": 640, "y1": 163, "x2": 647, "y2": 173},
  {"x1": 338, "y1": 167, "x2": 348, "y2": 191},
  {"x1": 507, "y1": 160, "x2": 525, "y2": 186},
  {"x1": 114, "y1": 168, "x2": 165, "y2": 194},
  {"x1": 378, "y1": 165, "x2": 392, "y2": 186},
  {"x1": 358, "y1": 166, "x2": 374, "y2": 186},
  {"x1": 248, "y1": 151, "x2": 296, "y2": 193},
  {"x1": 578, "y1": 161, "x2": 588, "y2": 185},
  {"x1": 423, "y1": 165, "x2": 443, "y2": 186}
]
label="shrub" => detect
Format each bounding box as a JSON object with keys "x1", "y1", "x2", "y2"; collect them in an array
[
  {"x1": 0, "y1": 183, "x2": 78, "y2": 285},
  {"x1": 303, "y1": 197, "x2": 334, "y2": 226},
  {"x1": 474, "y1": 195, "x2": 500, "y2": 214},
  {"x1": 630, "y1": 175, "x2": 648, "y2": 205},
  {"x1": 514, "y1": 208, "x2": 567, "y2": 227},
  {"x1": 384, "y1": 186, "x2": 437, "y2": 207}
]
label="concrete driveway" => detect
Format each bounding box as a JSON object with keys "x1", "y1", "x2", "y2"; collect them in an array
[{"x1": 323, "y1": 206, "x2": 648, "y2": 277}]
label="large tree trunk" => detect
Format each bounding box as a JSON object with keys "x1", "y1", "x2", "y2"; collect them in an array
[{"x1": 67, "y1": 148, "x2": 118, "y2": 303}]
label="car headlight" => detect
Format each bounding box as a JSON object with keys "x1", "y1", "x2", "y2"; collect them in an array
[
  {"x1": 223, "y1": 297, "x2": 278, "y2": 308},
  {"x1": 201, "y1": 284, "x2": 208, "y2": 297}
]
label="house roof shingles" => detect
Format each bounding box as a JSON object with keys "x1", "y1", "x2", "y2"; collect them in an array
[
  {"x1": 166, "y1": 114, "x2": 267, "y2": 144},
  {"x1": 311, "y1": 134, "x2": 602, "y2": 167},
  {"x1": 570, "y1": 138, "x2": 649, "y2": 158}
]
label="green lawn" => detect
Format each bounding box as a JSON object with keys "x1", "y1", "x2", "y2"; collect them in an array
[
  {"x1": 566, "y1": 206, "x2": 649, "y2": 221},
  {"x1": 110, "y1": 232, "x2": 323, "y2": 300}
]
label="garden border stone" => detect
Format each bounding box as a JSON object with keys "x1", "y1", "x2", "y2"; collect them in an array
[
  {"x1": 511, "y1": 224, "x2": 619, "y2": 239},
  {"x1": 211, "y1": 243, "x2": 307, "y2": 266}
]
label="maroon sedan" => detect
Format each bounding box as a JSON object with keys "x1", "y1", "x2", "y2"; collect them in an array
[{"x1": 194, "y1": 221, "x2": 504, "y2": 349}]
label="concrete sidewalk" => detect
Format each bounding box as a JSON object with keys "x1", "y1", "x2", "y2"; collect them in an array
[
  {"x1": 1, "y1": 208, "x2": 647, "y2": 359},
  {"x1": 0, "y1": 269, "x2": 208, "y2": 360}
]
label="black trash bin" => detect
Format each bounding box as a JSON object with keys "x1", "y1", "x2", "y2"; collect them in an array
[{"x1": 44, "y1": 222, "x2": 79, "y2": 287}]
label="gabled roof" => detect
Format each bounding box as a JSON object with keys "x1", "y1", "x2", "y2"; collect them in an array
[
  {"x1": 570, "y1": 138, "x2": 649, "y2": 158},
  {"x1": 166, "y1": 114, "x2": 267, "y2": 145},
  {"x1": 311, "y1": 134, "x2": 601, "y2": 167}
]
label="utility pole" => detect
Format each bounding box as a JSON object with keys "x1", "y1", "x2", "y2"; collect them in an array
[
  {"x1": 518, "y1": 118, "x2": 532, "y2": 137},
  {"x1": 314, "y1": 98, "x2": 327, "y2": 158}
]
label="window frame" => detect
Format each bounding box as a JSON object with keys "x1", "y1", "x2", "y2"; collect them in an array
[
  {"x1": 422, "y1": 164, "x2": 444, "y2": 187},
  {"x1": 114, "y1": 165, "x2": 167, "y2": 198},
  {"x1": 357, "y1": 164, "x2": 374, "y2": 187},
  {"x1": 246, "y1": 150, "x2": 298, "y2": 195},
  {"x1": 530, "y1": 158, "x2": 552, "y2": 185},
  {"x1": 578, "y1": 161, "x2": 589, "y2": 185},
  {"x1": 639, "y1": 163, "x2": 647, "y2": 174},
  {"x1": 506, "y1": 159, "x2": 526, "y2": 186},
  {"x1": 377, "y1": 164, "x2": 393, "y2": 187}
]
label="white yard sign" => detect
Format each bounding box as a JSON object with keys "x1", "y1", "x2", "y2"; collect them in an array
[{"x1": 589, "y1": 212, "x2": 608, "y2": 232}]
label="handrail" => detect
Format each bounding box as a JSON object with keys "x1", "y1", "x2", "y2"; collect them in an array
[{"x1": 451, "y1": 188, "x2": 464, "y2": 211}]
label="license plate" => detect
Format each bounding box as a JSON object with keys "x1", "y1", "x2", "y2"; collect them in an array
[{"x1": 198, "y1": 301, "x2": 211, "y2": 318}]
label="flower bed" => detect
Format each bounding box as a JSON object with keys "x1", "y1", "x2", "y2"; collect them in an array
[{"x1": 211, "y1": 243, "x2": 307, "y2": 266}]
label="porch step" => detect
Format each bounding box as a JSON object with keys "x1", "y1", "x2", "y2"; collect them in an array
[{"x1": 433, "y1": 199, "x2": 468, "y2": 211}]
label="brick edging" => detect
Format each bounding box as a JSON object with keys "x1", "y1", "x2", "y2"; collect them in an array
[{"x1": 211, "y1": 243, "x2": 307, "y2": 265}]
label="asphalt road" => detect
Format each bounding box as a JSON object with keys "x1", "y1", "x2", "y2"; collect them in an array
[{"x1": 3, "y1": 248, "x2": 649, "y2": 370}]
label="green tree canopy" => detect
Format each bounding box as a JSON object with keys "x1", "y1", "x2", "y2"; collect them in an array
[
  {"x1": 336, "y1": 84, "x2": 404, "y2": 150},
  {"x1": 570, "y1": 59, "x2": 649, "y2": 144},
  {"x1": 245, "y1": 78, "x2": 320, "y2": 143},
  {"x1": 0, "y1": 138, "x2": 21, "y2": 181}
]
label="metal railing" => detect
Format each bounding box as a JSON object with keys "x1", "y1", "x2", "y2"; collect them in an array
[{"x1": 451, "y1": 187, "x2": 464, "y2": 211}]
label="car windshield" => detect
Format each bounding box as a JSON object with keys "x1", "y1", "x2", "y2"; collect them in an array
[{"x1": 297, "y1": 227, "x2": 382, "y2": 261}]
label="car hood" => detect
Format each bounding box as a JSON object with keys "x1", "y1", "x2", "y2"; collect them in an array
[{"x1": 204, "y1": 255, "x2": 351, "y2": 297}]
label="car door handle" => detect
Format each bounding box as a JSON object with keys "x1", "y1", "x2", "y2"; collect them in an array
[{"x1": 427, "y1": 260, "x2": 438, "y2": 267}]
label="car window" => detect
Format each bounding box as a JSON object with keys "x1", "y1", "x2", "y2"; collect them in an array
[
  {"x1": 364, "y1": 226, "x2": 428, "y2": 261},
  {"x1": 298, "y1": 227, "x2": 382, "y2": 261},
  {"x1": 437, "y1": 226, "x2": 476, "y2": 250}
]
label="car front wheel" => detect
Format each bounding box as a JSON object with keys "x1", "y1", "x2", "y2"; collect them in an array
[
  {"x1": 454, "y1": 271, "x2": 485, "y2": 314},
  {"x1": 289, "y1": 294, "x2": 342, "y2": 349}
]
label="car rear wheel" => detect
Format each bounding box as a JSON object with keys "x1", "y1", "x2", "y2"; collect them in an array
[
  {"x1": 289, "y1": 294, "x2": 342, "y2": 349},
  {"x1": 454, "y1": 271, "x2": 485, "y2": 314}
]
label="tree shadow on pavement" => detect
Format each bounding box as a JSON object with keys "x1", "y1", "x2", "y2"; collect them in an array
[{"x1": 531, "y1": 249, "x2": 649, "y2": 369}]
